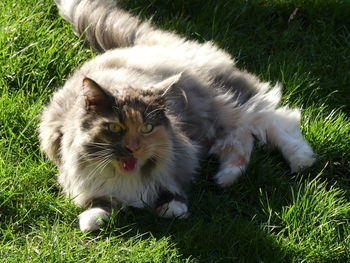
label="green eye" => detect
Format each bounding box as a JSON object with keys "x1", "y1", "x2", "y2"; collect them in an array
[
  {"x1": 108, "y1": 122, "x2": 124, "y2": 133},
  {"x1": 140, "y1": 123, "x2": 154, "y2": 134}
]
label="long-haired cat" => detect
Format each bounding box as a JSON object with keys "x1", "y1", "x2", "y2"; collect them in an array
[{"x1": 39, "y1": 0, "x2": 315, "y2": 232}]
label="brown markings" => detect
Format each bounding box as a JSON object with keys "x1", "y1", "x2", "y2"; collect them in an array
[
  {"x1": 219, "y1": 145, "x2": 235, "y2": 157},
  {"x1": 123, "y1": 105, "x2": 143, "y2": 124},
  {"x1": 218, "y1": 143, "x2": 248, "y2": 167},
  {"x1": 123, "y1": 106, "x2": 143, "y2": 153},
  {"x1": 148, "y1": 126, "x2": 172, "y2": 157},
  {"x1": 217, "y1": 128, "x2": 253, "y2": 167},
  {"x1": 121, "y1": 106, "x2": 171, "y2": 160},
  {"x1": 134, "y1": 126, "x2": 171, "y2": 161},
  {"x1": 231, "y1": 155, "x2": 246, "y2": 167}
]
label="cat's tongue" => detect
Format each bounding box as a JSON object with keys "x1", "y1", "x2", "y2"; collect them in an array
[{"x1": 120, "y1": 157, "x2": 137, "y2": 172}]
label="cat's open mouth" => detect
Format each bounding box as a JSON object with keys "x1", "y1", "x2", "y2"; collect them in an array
[{"x1": 119, "y1": 157, "x2": 138, "y2": 172}]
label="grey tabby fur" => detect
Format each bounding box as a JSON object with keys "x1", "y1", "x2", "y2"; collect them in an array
[{"x1": 39, "y1": 0, "x2": 315, "y2": 232}]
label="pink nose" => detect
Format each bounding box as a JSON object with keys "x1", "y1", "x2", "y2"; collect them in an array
[{"x1": 125, "y1": 138, "x2": 140, "y2": 152}]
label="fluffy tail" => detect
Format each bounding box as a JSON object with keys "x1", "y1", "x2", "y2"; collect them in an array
[{"x1": 55, "y1": 0, "x2": 182, "y2": 52}]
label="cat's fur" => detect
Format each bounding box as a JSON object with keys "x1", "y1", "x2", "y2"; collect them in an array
[{"x1": 39, "y1": 0, "x2": 316, "y2": 232}]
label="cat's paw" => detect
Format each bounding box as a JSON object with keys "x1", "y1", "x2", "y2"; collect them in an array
[
  {"x1": 214, "y1": 166, "x2": 245, "y2": 187},
  {"x1": 157, "y1": 200, "x2": 188, "y2": 219},
  {"x1": 78, "y1": 208, "x2": 110, "y2": 232},
  {"x1": 288, "y1": 145, "x2": 316, "y2": 173}
]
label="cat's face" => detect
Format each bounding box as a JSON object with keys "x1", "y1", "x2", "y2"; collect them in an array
[{"x1": 80, "y1": 78, "x2": 173, "y2": 176}]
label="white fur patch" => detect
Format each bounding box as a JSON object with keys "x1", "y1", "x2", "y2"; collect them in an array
[
  {"x1": 215, "y1": 166, "x2": 246, "y2": 187},
  {"x1": 157, "y1": 200, "x2": 188, "y2": 219},
  {"x1": 78, "y1": 208, "x2": 110, "y2": 232},
  {"x1": 288, "y1": 144, "x2": 316, "y2": 173}
]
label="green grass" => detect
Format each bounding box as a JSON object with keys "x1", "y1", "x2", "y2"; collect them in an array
[{"x1": 1, "y1": 0, "x2": 349, "y2": 262}]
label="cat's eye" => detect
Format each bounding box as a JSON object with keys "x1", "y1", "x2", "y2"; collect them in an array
[
  {"x1": 107, "y1": 122, "x2": 124, "y2": 133},
  {"x1": 140, "y1": 123, "x2": 154, "y2": 134}
]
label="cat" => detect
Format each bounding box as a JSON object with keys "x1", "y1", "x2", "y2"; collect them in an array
[{"x1": 39, "y1": 0, "x2": 316, "y2": 232}]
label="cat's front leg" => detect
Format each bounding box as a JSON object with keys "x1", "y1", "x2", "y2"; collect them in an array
[
  {"x1": 79, "y1": 208, "x2": 110, "y2": 232},
  {"x1": 78, "y1": 197, "x2": 116, "y2": 232},
  {"x1": 155, "y1": 190, "x2": 188, "y2": 219}
]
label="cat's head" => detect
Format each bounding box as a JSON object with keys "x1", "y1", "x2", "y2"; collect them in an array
[{"x1": 78, "y1": 75, "x2": 182, "y2": 176}]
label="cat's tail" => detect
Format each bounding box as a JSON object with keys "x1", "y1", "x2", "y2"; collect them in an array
[{"x1": 54, "y1": 0, "x2": 183, "y2": 52}]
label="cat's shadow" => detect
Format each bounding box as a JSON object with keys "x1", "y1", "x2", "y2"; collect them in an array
[
  {"x1": 99, "y1": 185, "x2": 287, "y2": 262},
  {"x1": 93, "y1": 153, "x2": 293, "y2": 262}
]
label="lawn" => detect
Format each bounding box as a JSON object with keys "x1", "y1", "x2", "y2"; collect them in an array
[{"x1": 1, "y1": 0, "x2": 350, "y2": 262}]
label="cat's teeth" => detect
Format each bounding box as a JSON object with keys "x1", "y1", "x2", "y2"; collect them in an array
[{"x1": 120, "y1": 157, "x2": 138, "y2": 172}]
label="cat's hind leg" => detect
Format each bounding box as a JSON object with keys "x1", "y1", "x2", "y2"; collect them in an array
[
  {"x1": 251, "y1": 107, "x2": 315, "y2": 172},
  {"x1": 210, "y1": 127, "x2": 254, "y2": 187}
]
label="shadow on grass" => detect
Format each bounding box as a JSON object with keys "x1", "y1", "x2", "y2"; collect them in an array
[
  {"x1": 93, "y1": 154, "x2": 295, "y2": 262},
  {"x1": 86, "y1": 145, "x2": 349, "y2": 262},
  {"x1": 124, "y1": 0, "x2": 350, "y2": 113},
  {"x1": 101, "y1": 187, "x2": 289, "y2": 262}
]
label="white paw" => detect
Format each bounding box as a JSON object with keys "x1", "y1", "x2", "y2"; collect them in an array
[
  {"x1": 78, "y1": 208, "x2": 110, "y2": 232},
  {"x1": 214, "y1": 166, "x2": 245, "y2": 187},
  {"x1": 157, "y1": 200, "x2": 188, "y2": 219},
  {"x1": 288, "y1": 145, "x2": 316, "y2": 173}
]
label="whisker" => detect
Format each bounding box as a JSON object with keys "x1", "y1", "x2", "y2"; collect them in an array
[
  {"x1": 76, "y1": 148, "x2": 114, "y2": 166},
  {"x1": 151, "y1": 152, "x2": 170, "y2": 163},
  {"x1": 86, "y1": 154, "x2": 112, "y2": 178}
]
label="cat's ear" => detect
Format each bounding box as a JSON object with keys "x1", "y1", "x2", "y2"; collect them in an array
[
  {"x1": 153, "y1": 73, "x2": 190, "y2": 107},
  {"x1": 154, "y1": 73, "x2": 183, "y2": 97},
  {"x1": 83, "y1": 78, "x2": 113, "y2": 111}
]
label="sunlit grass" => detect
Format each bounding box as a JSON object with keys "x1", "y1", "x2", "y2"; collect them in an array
[{"x1": 1, "y1": 0, "x2": 349, "y2": 262}]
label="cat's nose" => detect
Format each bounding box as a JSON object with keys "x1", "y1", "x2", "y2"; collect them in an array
[
  {"x1": 125, "y1": 137, "x2": 141, "y2": 152},
  {"x1": 126, "y1": 144, "x2": 140, "y2": 152}
]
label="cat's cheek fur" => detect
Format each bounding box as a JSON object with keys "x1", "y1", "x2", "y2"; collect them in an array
[
  {"x1": 156, "y1": 200, "x2": 189, "y2": 219},
  {"x1": 79, "y1": 208, "x2": 111, "y2": 232}
]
